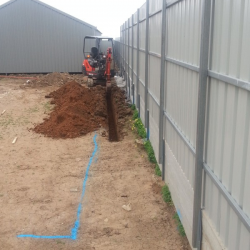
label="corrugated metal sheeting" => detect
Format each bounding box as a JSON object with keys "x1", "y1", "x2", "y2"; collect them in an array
[
  {"x1": 0, "y1": 0, "x2": 101, "y2": 73},
  {"x1": 115, "y1": 0, "x2": 250, "y2": 249}
]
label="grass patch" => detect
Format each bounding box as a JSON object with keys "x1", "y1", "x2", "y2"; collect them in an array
[
  {"x1": 162, "y1": 185, "x2": 172, "y2": 204},
  {"x1": 131, "y1": 104, "x2": 136, "y2": 110},
  {"x1": 155, "y1": 164, "x2": 162, "y2": 177},
  {"x1": 144, "y1": 140, "x2": 157, "y2": 163},
  {"x1": 0, "y1": 113, "x2": 29, "y2": 127},
  {"x1": 132, "y1": 118, "x2": 146, "y2": 139},
  {"x1": 43, "y1": 102, "x2": 53, "y2": 112},
  {"x1": 132, "y1": 109, "x2": 139, "y2": 120},
  {"x1": 27, "y1": 106, "x2": 39, "y2": 113},
  {"x1": 173, "y1": 213, "x2": 186, "y2": 237}
]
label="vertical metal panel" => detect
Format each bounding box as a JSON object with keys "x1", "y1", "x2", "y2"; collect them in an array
[
  {"x1": 0, "y1": 0, "x2": 100, "y2": 73},
  {"x1": 139, "y1": 52, "x2": 145, "y2": 84},
  {"x1": 139, "y1": 2, "x2": 147, "y2": 20},
  {"x1": 149, "y1": 0, "x2": 163, "y2": 14},
  {"x1": 211, "y1": 0, "x2": 250, "y2": 81},
  {"x1": 149, "y1": 12, "x2": 162, "y2": 55},
  {"x1": 203, "y1": 0, "x2": 250, "y2": 249},
  {"x1": 166, "y1": 0, "x2": 202, "y2": 66},
  {"x1": 139, "y1": 21, "x2": 146, "y2": 50},
  {"x1": 148, "y1": 56, "x2": 161, "y2": 100},
  {"x1": 165, "y1": 62, "x2": 199, "y2": 147}
]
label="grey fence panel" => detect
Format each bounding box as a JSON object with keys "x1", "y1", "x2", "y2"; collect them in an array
[
  {"x1": 149, "y1": 0, "x2": 163, "y2": 15},
  {"x1": 139, "y1": 3, "x2": 147, "y2": 20},
  {"x1": 115, "y1": 0, "x2": 250, "y2": 249}
]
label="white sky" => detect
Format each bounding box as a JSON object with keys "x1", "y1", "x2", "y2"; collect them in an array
[{"x1": 0, "y1": 0, "x2": 146, "y2": 38}]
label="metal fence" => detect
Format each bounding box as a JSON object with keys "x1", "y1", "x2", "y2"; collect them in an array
[{"x1": 114, "y1": 0, "x2": 250, "y2": 249}]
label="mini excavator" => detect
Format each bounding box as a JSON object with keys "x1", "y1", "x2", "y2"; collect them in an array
[{"x1": 82, "y1": 36, "x2": 115, "y2": 89}]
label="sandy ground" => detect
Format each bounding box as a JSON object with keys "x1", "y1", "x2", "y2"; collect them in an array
[{"x1": 0, "y1": 77, "x2": 191, "y2": 250}]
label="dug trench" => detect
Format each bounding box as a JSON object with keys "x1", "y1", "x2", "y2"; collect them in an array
[
  {"x1": 33, "y1": 81, "x2": 131, "y2": 141},
  {"x1": 106, "y1": 88, "x2": 119, "y2": 141}
]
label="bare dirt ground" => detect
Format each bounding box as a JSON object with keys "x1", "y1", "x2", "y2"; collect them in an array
[{"x1": 0, "y1": 76, "x2": 191, "y2": 250}]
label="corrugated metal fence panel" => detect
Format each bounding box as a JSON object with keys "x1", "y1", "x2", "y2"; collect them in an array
[
  {"x1": 116, "y1": 0, "x2": 250, "y2": 249},
  {"x1": 149, "y1": 0, "x2": 162, "y2": 15},
  {"x1": 139, "y1": 3, "x2": 146, "y2": 20},
  {"x1": 163, "y1": 0, "x2": 202, "y2": 245},
  {"x1": 149, "y1": 12, "x2": 162, "y2": 55},
  {"x1": 211, "y1": 0, "x2": 250, "y2": 82},
  {"x1": 167, "y1": 0, "x2": 201, "y2": 66},
  {"x1": 165, "y1": 62, "x2": 199, "y2": 149},
  {"x1": 204, "y1": 0, "x2": 250, "y2": 249},
  {"x1": 0, "y1": 0, "x2": 98, "y2": 73},
  {"x1": 133, "y1": 11, "x2": 138, "y2": 24}
]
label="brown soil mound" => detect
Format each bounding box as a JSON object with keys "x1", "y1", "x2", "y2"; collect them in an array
[
  {"x1": 30, "y1": 72, "x2": 75, "y2": 87},
  {"x1": 34, "y1": 81, "x2": 107, "y2": 138},
  {"x1": 22, "y1": 72, "x2": 87, "y2": 88}
]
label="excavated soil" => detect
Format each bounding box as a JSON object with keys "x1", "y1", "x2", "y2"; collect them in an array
[
  {"x1": 20, "y1": 72, "x2": 87, "y2": 88},
  {"x1": 33, "y1": 81, "x2": 131, "y2": 139}
]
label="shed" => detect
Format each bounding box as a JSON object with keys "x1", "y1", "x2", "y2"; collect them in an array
[{"x1": 0, "y1": 0, "x2": 101, "y2": 73}]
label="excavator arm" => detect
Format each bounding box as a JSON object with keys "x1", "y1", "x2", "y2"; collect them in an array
[{"x1": 105, "y1": 47, "x2": 112, "y2": 89}]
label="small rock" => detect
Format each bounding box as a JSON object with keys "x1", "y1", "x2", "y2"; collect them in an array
[
  {"x1": 104, "y1": 218, "x2": 109, "y2": 223},
  {"x1": 70, "y1": 188, "x2": 78, "y2": 192},
  {"x1": 122, "y1": 204, "x2": 132, "y2": 212}
]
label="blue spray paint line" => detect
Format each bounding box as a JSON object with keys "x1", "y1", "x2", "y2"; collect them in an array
[{"x1": 17, "y1": 134, "x2": 98, "y2": 240}]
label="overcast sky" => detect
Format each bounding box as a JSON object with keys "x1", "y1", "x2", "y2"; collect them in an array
[{"x1": 0, "y1": 0, "x2": 146, "y2": 38}]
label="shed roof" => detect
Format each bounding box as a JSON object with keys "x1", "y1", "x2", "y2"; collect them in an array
[{"x1": 0, "y1": 0, "x2": 101, "y2": 32}]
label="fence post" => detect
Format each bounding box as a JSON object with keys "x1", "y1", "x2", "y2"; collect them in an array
[
  {"x1": 136, "y1": 9, "x2": 140, "y2": 109},
  {"x1": 144, "y1": 0, "x2": 149, "y2": 128},
  {"x1": 192, "y1": 0, "x2": 212, "y2": 248},
  {"x1": 162, "y1": 138, "x2": 165, "y2": 181},
  {"x1": 125, "y1": 22, "x2": 127, "y2": 88},
  {"x1": 127, "y1": 18, "x2": 130, "y2": 99},
  {"x1": 123, "y1": 23, "x2": 127, "y2": 79},
  {"x1": 159, "y1": 0, "x2": 167, "y2": 164},
  {"x1": 120, "y1": 26, "x2": 122, "y2": 75},
  {"x1": 131, "y1": 14, "x2": 134, "y2": 104}
]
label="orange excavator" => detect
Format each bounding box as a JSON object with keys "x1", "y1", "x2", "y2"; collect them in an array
[{"x1": 82, "y1": 36, "x2": 115, "y2": 88}]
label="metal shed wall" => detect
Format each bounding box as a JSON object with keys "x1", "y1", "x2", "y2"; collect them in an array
[{"x1": 0, "y1": 0, "x2": 101, "y2": 73}]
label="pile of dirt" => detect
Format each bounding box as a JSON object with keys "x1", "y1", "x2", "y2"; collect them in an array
[
  {"x1": 22, "y1": 72, "x2": 87, "y2": 88},
  {"x1": 29, "y1": 72, "x2": 74, "y2": 87},
  {"x1": 33, "y1": 80, "x2": 132, "y2": 139},
  {"x1": 33, "y1": 81, "x2": 107, "y2": 138}
]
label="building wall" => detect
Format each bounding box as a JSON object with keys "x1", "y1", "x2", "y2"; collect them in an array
[{"x1": 0, "y1": 0, "x2": 101, "y2": 73}]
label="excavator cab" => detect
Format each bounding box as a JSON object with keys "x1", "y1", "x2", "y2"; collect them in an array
[{"x1": 82, "y1": 36, "x2": 115, "y2": 87}]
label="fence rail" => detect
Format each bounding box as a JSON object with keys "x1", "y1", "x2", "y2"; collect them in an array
[{"x1": 114, "y1": 0, "x2": 250, "y2": 249}]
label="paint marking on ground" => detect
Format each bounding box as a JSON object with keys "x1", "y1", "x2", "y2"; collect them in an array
[{"x1": 17, "y1": 134, "x2": 98, "y2": 240}]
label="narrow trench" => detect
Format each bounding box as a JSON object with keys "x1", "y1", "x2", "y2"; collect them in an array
[{"x1": 106, "y1": 89, "x2": 119, "y2": 142}]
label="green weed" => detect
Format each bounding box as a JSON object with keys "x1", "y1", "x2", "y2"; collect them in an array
[
  {"x1": 131, "y1": 104, "x2": 136, "y2": 110},
  {"x1": 173, "y1": 213, "x2": 186, "y2": 237},
  {"x1": 144, "y1": 140, "x2": 157, "y2": 163},
  {"x1": 132, "y1": 109, "x2": 139, "y2": 120},
  {"x1": 133, "y1": 118, "x2": 146, "y2": 138},
  {"x1": 162, "y1": 185, "x2": 172, "y2": 204},
  {"x1": 155, "y1": 164, "x2": 162, "y2": 177}
]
